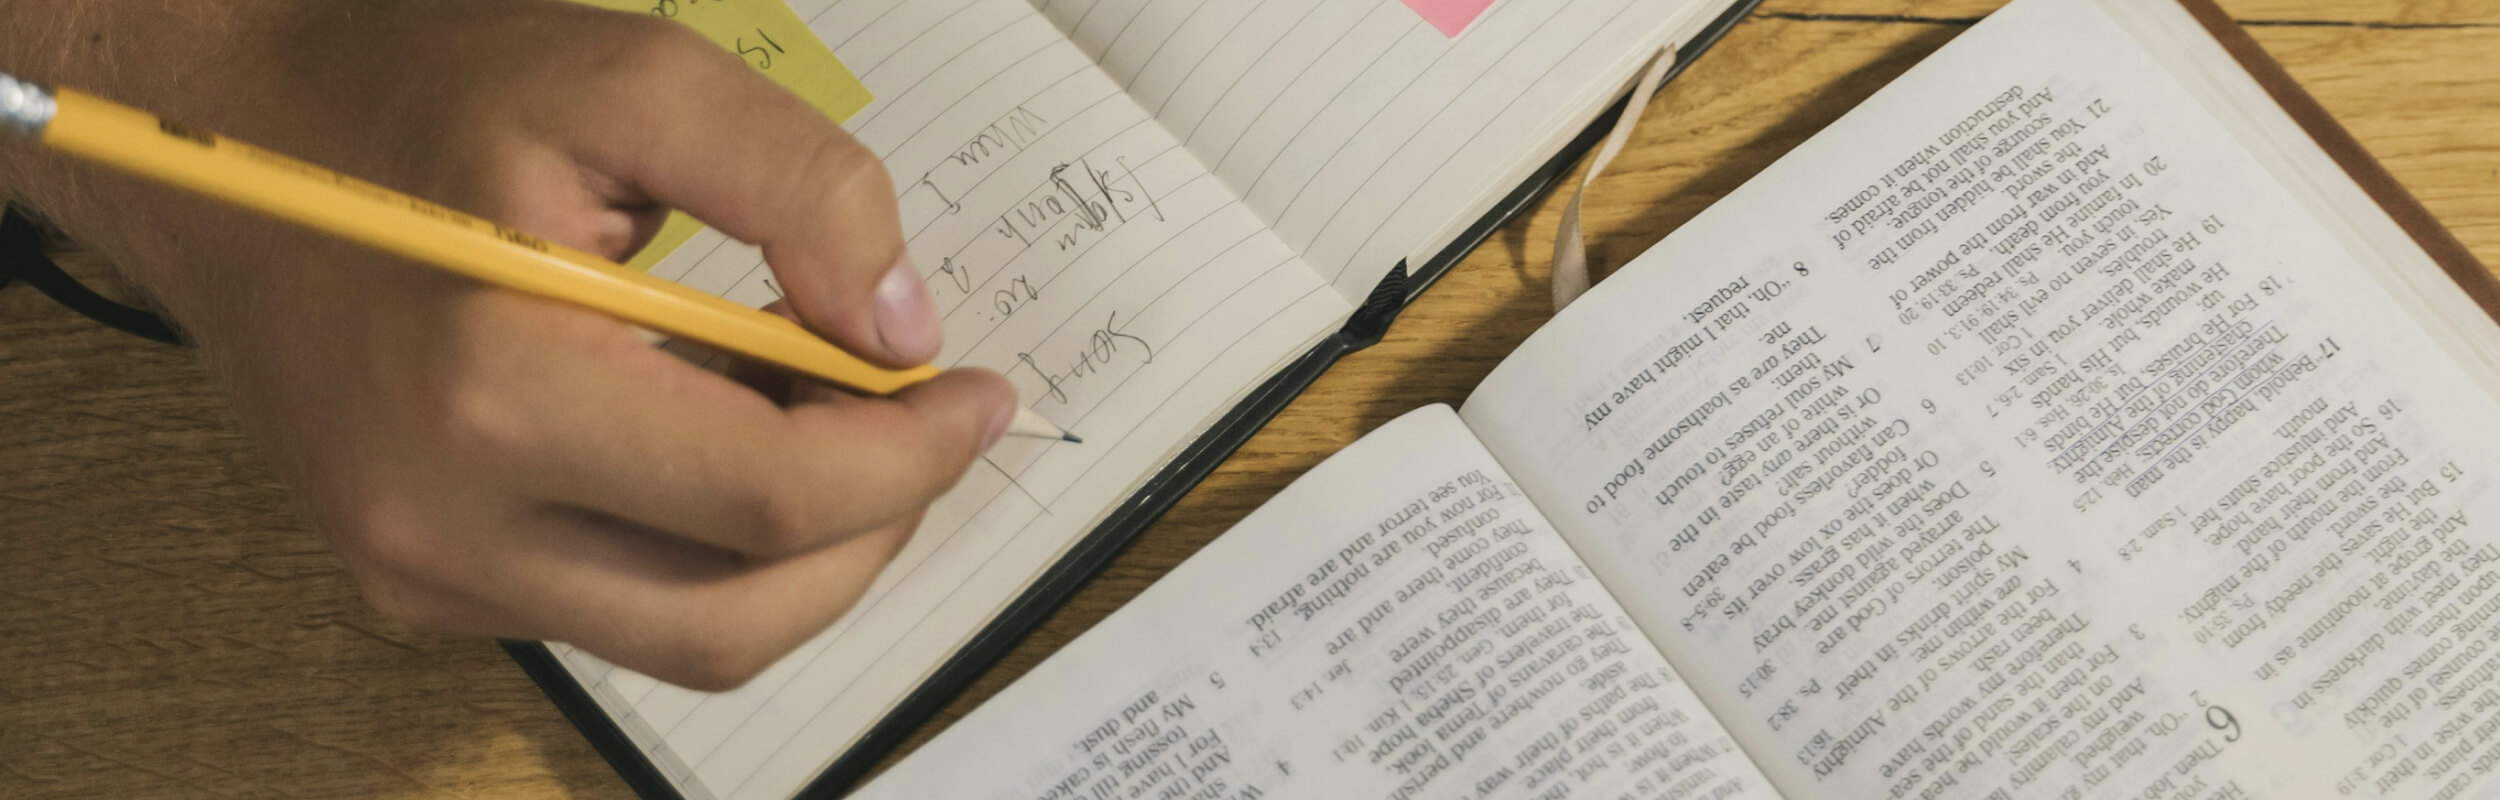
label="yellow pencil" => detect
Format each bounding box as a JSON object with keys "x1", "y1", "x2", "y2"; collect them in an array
[{"x1": 0, "y1": 72, "x2": 1075, "y2": 443}]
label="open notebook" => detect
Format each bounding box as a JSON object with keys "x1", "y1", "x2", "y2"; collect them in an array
[
  {"x1": 502, "y1": 0, "x2": 1760, "y2": 797},
  {"x1": 850, "y1": 0, "x2": 2500, "y2": 797}
]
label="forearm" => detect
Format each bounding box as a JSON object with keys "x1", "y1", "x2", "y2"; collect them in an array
[
  {"x1": 0, "y1": 0, "x2": 323, "y2": 317},
  {"x1": 0, "y1": 0, "x2": 497, "y2": 329},
  {"x1": 1, "y1": 1, "x2": 296, "y2": 207}
]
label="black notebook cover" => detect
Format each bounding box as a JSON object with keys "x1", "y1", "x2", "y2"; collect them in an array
[{"x1": 506, "y1": 2, "x2": 1763, "y2": 795}]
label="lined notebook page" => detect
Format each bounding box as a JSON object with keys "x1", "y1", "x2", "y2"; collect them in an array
[
  {"x1": 553, "y1": 1, "x2": 1350, "y2": 797},
  {"x1": 1038, "y1": 0, "x2": 1725, "y2": 298}
]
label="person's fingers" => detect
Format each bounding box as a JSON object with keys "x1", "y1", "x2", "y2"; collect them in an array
[
  {"x1": 427, "y1": 132, "x2": 668, "y2": 264},
  {"x1": 497, "y1": 506, "x2": 919, "y2": 690},
  {"x1": 449, "y1": 302, "x2": 1012, "y2": 557},
  {"x1": 553, "y1": 19, "x2": 937, "y2": 366},
  {"x1": 721, "y1": 301, "x2": 813, "y2": 404},
  {"x1": 722, "y1": 302, "x2": 877, "y2": 406},
  {"x1": 342, "y1": 493, "x2": 917, "y2": 690},
  {"x1": 351, "y1": 563, "x2": 535, "y2": 640}
]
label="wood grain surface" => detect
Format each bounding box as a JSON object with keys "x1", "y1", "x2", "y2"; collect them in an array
[{"x1": 4, "y1": 1, "x2": 2494, "y2": 796}]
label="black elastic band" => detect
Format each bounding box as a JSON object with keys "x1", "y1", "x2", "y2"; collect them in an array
[{"x1": 1, "y1": 205, "x2": 186, "y2": 345}]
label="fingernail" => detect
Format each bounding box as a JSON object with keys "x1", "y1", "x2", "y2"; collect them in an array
[
  {"x1": 875, "y1": 256, "x2": 942, "y2": 363},
  {"x1": 981, "y1": 402, "x2": 1014, "y2": 451}
]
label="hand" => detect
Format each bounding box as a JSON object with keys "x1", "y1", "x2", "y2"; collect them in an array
[{"x1": 0, "y1": 0, "x2": 1015, "y2": 689}]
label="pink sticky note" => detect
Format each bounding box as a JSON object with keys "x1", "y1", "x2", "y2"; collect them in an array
[{"x1": 1403, "y1": 0, "x2": 1499, "y2": 37}]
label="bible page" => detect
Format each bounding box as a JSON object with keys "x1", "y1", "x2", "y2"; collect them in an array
[
  {"x1": 854, "y1": 405, "x2": 1777, "y2": 800},
  {"x1": 1460, "y1": 0, "x2": 2500, "y2": 797},
  {"x1": 548, "y1": 1, "x2": 1359, "y2": 797},
  {"x1": 1032, "y1": 0, "x2": 1733, "y2": 299}
]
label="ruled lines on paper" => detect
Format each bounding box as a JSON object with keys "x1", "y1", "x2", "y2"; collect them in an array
[
  {"x1": 568, "y1": 1, "x2": 1715, "y2": 797},
  {"x1": 587, "y1": 1, "x2": 1350, "y2": 798},
  {"x1": 1038, "y1": 0, "x2": 1704, "y2": 298}
]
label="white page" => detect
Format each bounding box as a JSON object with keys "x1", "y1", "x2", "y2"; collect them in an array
[
  {"x1": 1035, "y1": 0, "x2": 1729, "y2": 300},
  {"x1": 553, "y1": 2, "x2": 1354, "y2": 797},
  {"x1": 854, "y1": 405, "x2": 1781, "y2": 800},
  {"x1": 1462, "y1": 0, "x2": 2500, "y2": 797}
]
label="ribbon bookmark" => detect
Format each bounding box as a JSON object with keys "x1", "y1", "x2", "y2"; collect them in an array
[{"x1": 1552, "y1": 47, "x2": 1678, "y2": 311}]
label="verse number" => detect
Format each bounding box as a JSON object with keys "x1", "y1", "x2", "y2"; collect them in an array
[
  {"x1": 2190, "y1": 690, "x2": 2243, "y2": 743},
  {"x1": 2208, "y1": 704, "x2": 2242, "y2": 742}
]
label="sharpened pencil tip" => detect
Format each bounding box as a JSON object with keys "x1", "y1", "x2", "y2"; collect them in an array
[{"x1": 1007, "y1": 408, "x2": 1075, "y2": 442}]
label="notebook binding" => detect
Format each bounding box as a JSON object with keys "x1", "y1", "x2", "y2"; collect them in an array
[{"x1": 1344, "y1": 261, "x2": 1411, "y2": 347}]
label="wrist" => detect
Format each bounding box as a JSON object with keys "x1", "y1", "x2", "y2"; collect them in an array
[{"x1": 0, "y1": 0, "x2": 339, "y2": 321}]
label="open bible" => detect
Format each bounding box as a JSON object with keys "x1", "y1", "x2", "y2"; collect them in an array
[
  {"x1": 503, "y1": 0, "x2": 1761, "y2": 797},
  {"x1": 853, "y1": 0, "x2": 2500, "y2": 797}
]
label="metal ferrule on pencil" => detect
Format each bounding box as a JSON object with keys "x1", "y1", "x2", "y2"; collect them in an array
[{"x1": 0, "y1": 72, "x2": 57, "y2": 138}]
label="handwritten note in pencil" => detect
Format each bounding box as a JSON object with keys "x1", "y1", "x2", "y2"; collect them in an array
[
  {"x1": 1402, "y1": 0, "x2": 1502, "y2": 37},
  {"x1": 567, "y1": 0, "x2": 875, "y2": 272}
]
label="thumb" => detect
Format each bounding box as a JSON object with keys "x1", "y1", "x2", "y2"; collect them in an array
[
  {"x1": 564, "y1": 21, "x2": 938, "y2": 366},
  {"x1": 888, "y1": 367, "x2": 1021, "y2": 458}
]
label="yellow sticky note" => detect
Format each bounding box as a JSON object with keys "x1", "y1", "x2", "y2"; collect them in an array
[{"x1": 570, "y1": 0, "x2": 875, "y2": 272}]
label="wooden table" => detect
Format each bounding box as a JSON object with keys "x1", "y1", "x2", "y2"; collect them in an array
[{"x1": 4, "y1": 0, "x2": 2494, "y2": 796}]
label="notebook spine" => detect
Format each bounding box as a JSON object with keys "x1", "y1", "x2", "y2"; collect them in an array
[{"x1": 509, "y1": 3, "x2": 1773, "y2": 796}]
